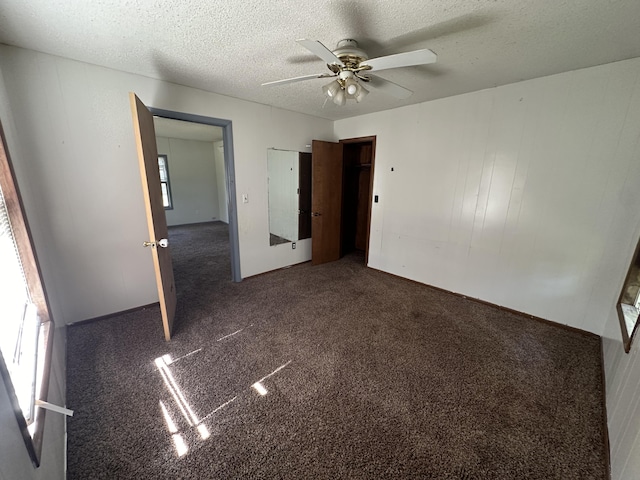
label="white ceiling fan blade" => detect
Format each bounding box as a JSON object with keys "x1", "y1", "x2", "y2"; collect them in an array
[
  {"x1": 361, "y1": 49, "x2": 437, "y2": 72},
  {"x1": 262, "y1": 73, "x2": 335, "y2": 87},
  {"x1": 296, "y1": 39, "x2": 344, "y2": 66},
  {"x1": 367, "y1": 74, "x2": 413, "y2": 99}
]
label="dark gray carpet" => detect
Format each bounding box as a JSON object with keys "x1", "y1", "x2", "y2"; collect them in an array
[{"x1": 66, "y1": 221, "x2": 607, "y2": 479}]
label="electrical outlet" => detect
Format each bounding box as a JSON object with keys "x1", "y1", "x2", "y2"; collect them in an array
[{"x1": 292, "y1": 242, "x2": 296, "y2": 249}]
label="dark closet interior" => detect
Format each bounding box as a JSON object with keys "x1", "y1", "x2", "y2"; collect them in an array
[
  {"x1": 298, "y1": 152, "x2": 312, "y2": 241},
  {"x1": 341, "y1": 140, "x2": 373, "y2": 256}
]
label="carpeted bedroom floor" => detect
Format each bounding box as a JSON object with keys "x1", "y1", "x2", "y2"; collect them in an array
[{"x1": 66, "y1": 221, "x2": 608, "y2": 479}]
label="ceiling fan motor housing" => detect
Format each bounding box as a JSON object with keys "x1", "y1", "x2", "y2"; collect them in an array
[{"x1": 332, "y1": 39, "x2": 368, "y2": 69}]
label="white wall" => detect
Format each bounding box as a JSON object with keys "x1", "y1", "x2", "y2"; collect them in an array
[
  {"x1": 0, "y1": 56, "x2": 66, "y2": 480},
  {"x1": 156, "y1": 136, "x2": 219, "y2": 226},
  {"x1": 335, "y1": 57, "x2": 640, "y2": 336},
  {"x1": 213, "y1": 140, "x2": 228, "y2": 224},
  {"x1": 0, "y1": 45, "x2": 334, "y2": 325}
]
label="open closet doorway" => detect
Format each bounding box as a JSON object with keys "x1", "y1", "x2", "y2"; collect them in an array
[
  {"x1": 311, "y1": 136, "x2": 376, "y2": 266},
  {"x1": 340, "y1": 137, "x2": 375, "y2": 263}
]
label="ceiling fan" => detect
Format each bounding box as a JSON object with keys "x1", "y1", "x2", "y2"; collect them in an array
[{"x1": 262, "y1": 39, "x2": 437, "y2": 106}]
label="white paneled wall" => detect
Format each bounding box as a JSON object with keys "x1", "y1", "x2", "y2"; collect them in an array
[
  {"x1": 335, "y1": 57, "x2": 640, "y2": 335},
  {"x1": 604, "y1": 310, "x2": 640, "y2": 480},
  {"x1": 156, "y1": 136, "x2": 220, "y2": 226}
]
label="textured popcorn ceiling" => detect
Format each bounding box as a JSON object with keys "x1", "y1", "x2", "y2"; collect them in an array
[{"x1": 0, "y1": 0, "x2": 639, "y2": 120}]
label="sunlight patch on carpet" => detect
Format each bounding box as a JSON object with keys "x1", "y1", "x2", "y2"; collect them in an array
[
  {"x1": 160, "y1": 401, "x2": 188, "y2": 457},
  {"x1": 252, "y1": 381, "x2": 268, "y2": 396}
]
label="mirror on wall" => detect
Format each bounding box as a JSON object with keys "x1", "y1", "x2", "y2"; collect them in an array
[
  {"x1": 267, "y1": 149, "x2": 311, "y2": 246},
  {"x1": 618, "y1": 242, "x2": 640, "y2": 353}
]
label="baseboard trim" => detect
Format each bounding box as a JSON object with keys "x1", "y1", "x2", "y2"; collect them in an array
[
  {"x1": 370, "y1": 267, "x2": 600, "y2": 340},
  {"x1": 67, "y1": 303, "x2": 160, "y2": 327}
]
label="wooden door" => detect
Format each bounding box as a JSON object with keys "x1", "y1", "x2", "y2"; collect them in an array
[
  {"x1": 129, "y1": 93, "x2": 177, "y2": 341},
  {"x1": 311, "y1": 140, "x2": 344, "y2": 265}
]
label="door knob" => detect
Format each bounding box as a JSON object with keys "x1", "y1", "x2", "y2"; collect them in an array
[
  {"x1": 143, "y1": 238, "x2": 169, "y2": 248},
  {"x1": 311, "y1": 212, "x2": 322, "y2": 217}
]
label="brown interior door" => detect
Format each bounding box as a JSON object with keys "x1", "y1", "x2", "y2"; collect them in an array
[
  {"x1": 311, "y1": 140, "x2": 344, "y2": 265},
  {"x1": 129, "y1": 93, "x2": 177, "y2": 341}
]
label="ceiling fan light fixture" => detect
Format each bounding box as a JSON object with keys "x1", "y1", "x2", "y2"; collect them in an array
[
  {"x1": 332, "y1": 88, "x2": 346, "y2": 106},
  {"x1": 322, "y1": 80, "x2": 341, "y2": 98},
  {"x1": 323, "y1": 76, "x2": 366, "y2": 105},
  {"x1": 354, "y1": 83, "x2": 369, "y2": 103},
  {"x1": 344, "y1": 77, "x2": 358, "y2": 96}
]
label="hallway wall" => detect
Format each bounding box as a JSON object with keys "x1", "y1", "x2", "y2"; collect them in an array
[{"x1": 156, "y1": 136, "x2": 220, "y2": 226}]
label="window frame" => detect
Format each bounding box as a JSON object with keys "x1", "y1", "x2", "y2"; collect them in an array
[
  {"x1": 617, "y1": 236, "x2": 640, "y2": 353},
  {"x1": 0, "y1": 120, "x2": 55, "y2": 468},
  {"x1": 158, "y1": 154, "x2": 173, "y2": 210}
]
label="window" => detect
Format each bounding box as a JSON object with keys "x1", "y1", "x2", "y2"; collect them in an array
[
  {"x1": 618, "y1": 240, "x2": 640, "y2": 353},
  {"x1": 0, "y1": 193, "x2": 40, "y2": 423},
  {"x1": 158, "y1": 154, "x2": 173, "y2": 209},
  {"x1": 0, "y1": 121, "x2": 54, "y2": 467}
]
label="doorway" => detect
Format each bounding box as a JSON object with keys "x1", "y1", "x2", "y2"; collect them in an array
[
  {"x1": 152, "y1": 117, "x2": 233, "y2": 320},
  {"x1": 148, "y1": 107, "x2": 241, "y2": 283},
  {"x1": 340, "y1": 137, "x2": 375, "y2": 262},
  {"x1": 311, "y1": 136, "x2": 376, "y2": 266}
]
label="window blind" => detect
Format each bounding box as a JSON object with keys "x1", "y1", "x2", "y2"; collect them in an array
[{"x1": 0, "y1": 185, "x2": 39, "y2": 423}]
